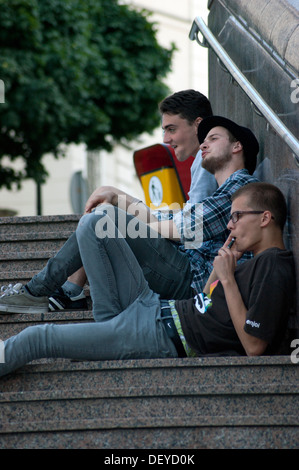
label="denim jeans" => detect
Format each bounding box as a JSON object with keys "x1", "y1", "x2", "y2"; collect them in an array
[
  {"x1": 28, "y1": 206, "x2": 193, "y2": 301},
  {"x1": 0, "y1": 295, "x2": 178, "y2": 377},
  {"x1": 1, "y1": 206, "x2": 183, "y2": 377}
]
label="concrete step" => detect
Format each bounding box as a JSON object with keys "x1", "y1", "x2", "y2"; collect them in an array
[
  {"x1": 0, "y1": 214, "x2": 80, "y2": 237},
  {"x1": 0, "y1": 310, "x2": 93, "y2": 339},
  {"x1": 0, "y1": 356, "x2": 298, "y2": 449},
  {"x1": 0, "y1": 255, "x2": 61, "y2": 277},
  {"x1": 0, "y1": 214, "x2": 298, "y2": 449},
  {"x1": 0, "y1": 214, "x2": 80, "y2": 284}
]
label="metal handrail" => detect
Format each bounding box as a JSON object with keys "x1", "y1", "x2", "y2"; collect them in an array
[{"x1": 189, "y1": 17, "x2": 299, "y2": 165}]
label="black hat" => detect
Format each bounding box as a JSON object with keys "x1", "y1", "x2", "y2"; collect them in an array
[{"x1": 197, "y1": 116, "x2": 259, "y2": 175}]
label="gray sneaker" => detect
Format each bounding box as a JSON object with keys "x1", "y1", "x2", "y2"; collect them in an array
[{"x1": 0, "y1": 283, "x2": 48, "y2": 314}]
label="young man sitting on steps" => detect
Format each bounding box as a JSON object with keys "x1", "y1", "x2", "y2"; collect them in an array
[
  {"x1": 0, "y1": 116, "x2": 259, "y2": 313},
  {"x1": 0, "y1": 182, "x2": 295, "y2": 378}
]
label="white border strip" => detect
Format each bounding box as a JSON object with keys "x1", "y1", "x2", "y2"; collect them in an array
[{"x1": 0, "y1": 340, "x2": 5, "y2": 363}]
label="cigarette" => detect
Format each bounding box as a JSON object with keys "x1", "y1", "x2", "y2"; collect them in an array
[{"x1": 228, "y1": 237, "x2": 236, "y2": 249}]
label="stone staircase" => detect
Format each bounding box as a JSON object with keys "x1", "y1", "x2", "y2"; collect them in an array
[{"x1": 0, "y1": 215, "x2": 298, "y2": 449}]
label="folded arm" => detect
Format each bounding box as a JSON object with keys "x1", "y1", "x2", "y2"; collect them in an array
[{"x1": 85, "y1": 186, "x2": 180, "y2": 241}]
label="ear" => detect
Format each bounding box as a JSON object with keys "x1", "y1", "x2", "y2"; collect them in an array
[
  {"x1": 194, "y1": 117, "x2": 203, "y2": 128},
  {"x1": 261, "y1": 210, "x2": 273, "y2": 227},
  {"x1": 232, "y1": 141, "x2": 243, "y2": 154}
]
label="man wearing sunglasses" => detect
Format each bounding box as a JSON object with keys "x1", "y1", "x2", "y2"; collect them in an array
[
  {"x1": 0, "y1": 182, "x2": 295, "y2": 377},
  {"x1": 0, "y1": 116, "x2": 259, "y2": 314}
]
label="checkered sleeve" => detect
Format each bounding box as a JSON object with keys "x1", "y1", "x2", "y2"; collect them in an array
[
  {"x1": 173, "y1": 194, "x2": 230, "y2": 248},
  {"x1": 173, "y1": 202, "x2": 204, "y2": 249},
  {"x1": 201, "y1": 172, "x2": 259, "y2": 240}
]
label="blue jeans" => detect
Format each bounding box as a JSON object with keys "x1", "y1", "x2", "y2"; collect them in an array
[
  {"x1": 0, "y1": 295, "x2": 177, "y2": 377},
  {"x1": 28, "y1": 206, "x2": 193, "y2": 301},
  {"x1": 1, "y1": 207, "x2": 183, "y2": 376}
]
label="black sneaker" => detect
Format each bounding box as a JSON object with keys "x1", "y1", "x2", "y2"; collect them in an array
[{"x1": 48, "y1": 287, "x2": 88, "y2": 311}]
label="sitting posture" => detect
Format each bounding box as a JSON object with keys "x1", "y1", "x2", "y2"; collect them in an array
[
  {"x1": 0, "y1": 182, "x2": 295, "y2": 377},
  {"x1": 0, "y1": 116, "x2": 260, "y2": 319}
]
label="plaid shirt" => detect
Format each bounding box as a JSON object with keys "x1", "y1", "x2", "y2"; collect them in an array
[{"x1": 157, "y1": 169, "x2": 259, "y2": 293}]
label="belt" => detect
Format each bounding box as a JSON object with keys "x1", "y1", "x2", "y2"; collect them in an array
[{"x1": 160, "y1": 300, "x2": 187, "y2": 358}]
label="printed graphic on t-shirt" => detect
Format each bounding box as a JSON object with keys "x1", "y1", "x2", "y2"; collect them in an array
[
  {"x1": 209, "y1": 280, "x2": 219, "y2": 296},
  {"x1": 194, "y1": 292, "x2": 212, "y2": 314},
  {"x1": 194, "y1": 280, "x2": 219, "y2": 315}
]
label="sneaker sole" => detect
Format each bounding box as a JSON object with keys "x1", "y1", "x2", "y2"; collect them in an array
[{"x1": 0, "y1": 305, "x2": 48, "y2": 314}]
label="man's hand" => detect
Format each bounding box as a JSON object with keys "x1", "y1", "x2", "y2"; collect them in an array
[
  {"x1": 85, "y1": 186, "x2": 126, "y2": 213},
  {"x1": 212, "y1": 236, "x2": 240, "y2": 283}
]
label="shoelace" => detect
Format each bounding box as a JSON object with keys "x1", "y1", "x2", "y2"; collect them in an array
[
  {"x1": 0, "y1": 284, "x2": 20, "y2": 297},
  {"x1": 1, "y1": 284, "x2": 13, "y2": 293}
]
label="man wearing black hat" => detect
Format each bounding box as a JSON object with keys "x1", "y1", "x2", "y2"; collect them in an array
[
  {"x1": 198, "y1": 116, "x2": 258, "y2": 177},
  {"x1": 0, "y1": 117, "x2": 260, "y2": 315}
]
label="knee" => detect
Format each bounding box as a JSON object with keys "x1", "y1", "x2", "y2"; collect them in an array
[
  {"x1": 13, "y1": 324, "x2": 50, "y2": 354},
  {"x1": 23, "y1": 323, "x2": 50, "y2": 342},
  {"x1": 77, "y1": 208, "x2": 110, "y2": 230},
  {"x1": 77, "y1": 206, "x2": 118, "y2": 240},
  {"x1": 76, "y1": 213, "x2": 93, "y2": 239},
  {"x1": 95, "y1": 203, "x2": 118, "y2": 219}
]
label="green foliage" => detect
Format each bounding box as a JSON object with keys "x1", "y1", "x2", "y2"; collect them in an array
[{"x1": 0, "y1": 0, "x2": 174, "y2": 187}]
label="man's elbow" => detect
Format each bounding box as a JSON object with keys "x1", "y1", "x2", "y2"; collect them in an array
[{"x1": 245, "y1": 338, "x2": 268, "y2": 357}]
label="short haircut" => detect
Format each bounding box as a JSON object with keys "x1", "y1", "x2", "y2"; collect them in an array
[
  {"x1": 231, "y1": 182, "x2": 287, "y2": 230},
  {"x1": 159, "y1": 89, "x2": 213, "y2": 124}
]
